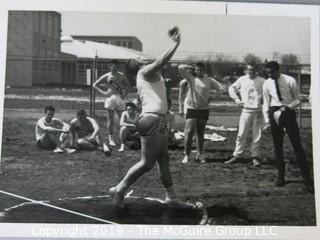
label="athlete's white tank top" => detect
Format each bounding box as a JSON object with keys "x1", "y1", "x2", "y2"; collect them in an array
[{"x1": 136, "y1": 70, "x2": 167, "y2": 115}]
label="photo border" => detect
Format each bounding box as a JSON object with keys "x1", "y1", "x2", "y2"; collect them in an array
[{"x1": 0, "y1": 0, "x2": 319, "y2": 239}]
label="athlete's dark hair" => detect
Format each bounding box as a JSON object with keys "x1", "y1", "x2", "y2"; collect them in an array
[
  {"x1": 195, "y1": 62, "x2": 205, "y2": 69},
  {"x1": 126, "y1": 102, "x2": 136, "y2": 109},
  {"x1": 125, "y1": 59, "x2": 141, "y2": 76},
  {"x1": 77, "y1": 109, "x2": 87, "y2": 116},
  {"x1": 44, "y1": 105, "x2": 55, "y2": 113},
  {"x1": 265, "y1": 61, "x2": 280, "y2": 71}
]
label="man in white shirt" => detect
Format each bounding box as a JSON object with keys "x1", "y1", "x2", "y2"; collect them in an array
[
  {"x1": 225, "y1": 64, "x2": 265, "y2": 166},
  {"x1": 69, "y1": 109, "x2": 111, "y2": 156},
  {"x1": 35, "y1": 105, "x2": 74, "y2": 154},
  {"x1": 93, "y1": 60, "x2": 131, "y2": 147},
  {"x1": 263, "y1": 61, "x2": 313, "y2": 191},
  {"x1": 109, "y1": 27, "x2": 182, "y2": 208}
]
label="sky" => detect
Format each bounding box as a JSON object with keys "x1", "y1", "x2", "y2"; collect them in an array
[{"x1": 61, "y1": 12, "x2": 310, "y2": 63}]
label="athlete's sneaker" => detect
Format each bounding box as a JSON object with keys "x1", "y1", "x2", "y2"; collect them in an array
[
  {"x1": 118, "y1": 147, "x2": 125, "y2": 152},
  {"x1": 181, "y1": 155, "x2": 189, "y2": 164},
  {"x1": 103, "y1": 143, "x2": 112, "y2": 157},
  {"x1": 109, "y1": 138, "x2": 116, "y2": 147},
  {"x1": 109, "y1": 187, "x2": 125, "y2": 208},
  {"x1": 65, "y1": 148, "x2": 76, "y2": 154},
  {"x1": 118, "y1": 144, "x2": 125, "y2": 152},
  {"x1": 195, "y1": 153, "x2": 206, "y2": 163},
  {"x1": 53, "y1": 147, "x2": 64, "y2": 153},
  {"x1": 252, "y1": 158, "x2": 261, "y2": 167},
  {"x1": 224, "y1": 156, "x2": 239, "y2": 164}
]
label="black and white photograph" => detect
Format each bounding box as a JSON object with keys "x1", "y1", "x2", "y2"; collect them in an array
[{"x1": 0, "y1": 0, "x2": 319, "y2": 239}]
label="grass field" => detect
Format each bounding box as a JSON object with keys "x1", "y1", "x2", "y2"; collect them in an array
[{"x1": 0, "y1": 88, "x2": 316, "y2": 225}]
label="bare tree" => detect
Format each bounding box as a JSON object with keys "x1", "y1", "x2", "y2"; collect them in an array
[
  {"x1": 280, "y1": 54, "x2": 299, "y2": 65},
  {"x1": 215, "y1": 53, "x2": 231, "y2": 62},
  {"x1": 272, "y1": 51, "x2": 281, "y2": 62},
  {"x1": 243, "y1": 53, "x2": 263, "y2": 65}
]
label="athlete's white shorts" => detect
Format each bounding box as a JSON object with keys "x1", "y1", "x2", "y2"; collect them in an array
[{"x1": 104, "y1": 94, "x2": 126, "y2": 112}]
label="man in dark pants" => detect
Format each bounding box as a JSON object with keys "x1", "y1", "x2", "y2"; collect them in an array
[{"x1": 262, "y1": 61, "x2": 313, "y2": 191}]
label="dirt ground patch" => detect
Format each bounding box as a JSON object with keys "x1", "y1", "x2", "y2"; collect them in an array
[{"x1": 0, "y1": 107, "x2": 316, "y2": 225}]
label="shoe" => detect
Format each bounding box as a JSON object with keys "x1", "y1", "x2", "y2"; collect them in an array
[
  {"x1": 118, "y1": 148, "x2": 124, "y2": 152},
  {"x1": 275, "y1": 178, "x2": 286, "y2": 187},
  {"x1": 181, "y1": 155, "x2": 189, "y2": 164},
  {"x1": 252, "y1": 158, "x2": 261, "y2": 167},
  {"x1": 224, "y1": 156, "x2": 239, "y2": 164},
  {"x1": 103, "y1": 143, "x2": 112, "y2": 157},
  {"x1": 53, "y1": 147, "x2": 64, "y2": 153},
  {"x1": 118, "y1": 144, "x2": 125, "y2": 152},
  {"x1": 195, "y1": 153, "x2": 206, "y2": 163},
  {"x1": 109, "y1": 138, "x2": 116, "y2": 147},
  {"x1": 109, "y1": 187, "x2": 125, "y2": 208},
  {"x1": 65, "y1": 148, "x2": 76, "y2": 154}
]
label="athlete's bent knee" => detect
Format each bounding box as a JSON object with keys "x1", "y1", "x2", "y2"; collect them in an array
[{"x1": 141, "y1": 161, "x2": 154, "y2": 172}]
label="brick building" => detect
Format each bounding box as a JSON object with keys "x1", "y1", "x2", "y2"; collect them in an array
[
  {"x1": 5, "y1": 11, "x2": 149, "y2": 87},
  {"x1": 6, "y1": 11, "x2": 62, "y2": 87}
]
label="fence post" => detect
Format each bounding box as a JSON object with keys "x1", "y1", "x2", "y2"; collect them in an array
[
  {"x1": 93, "y1": 55, "x2": 97, "y2": 117},
  {"x1": 297, "y1": 64, "x2": 302, "y2": 128},
  {"x1": 90, "y1": 60, "x2": 94, "y2": 117}
]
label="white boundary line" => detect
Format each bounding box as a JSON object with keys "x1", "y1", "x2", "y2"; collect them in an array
[
  {"x1": 122, "y1": 191, "x2": 208, "y2": 225},
  {"x1": 1, "y1": 190, "x2": 208, "y2": 225},
  {"x1": 0, "y1": 190, "x2": 118, "y2": 224}
]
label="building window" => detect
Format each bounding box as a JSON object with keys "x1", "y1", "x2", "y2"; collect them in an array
[
  {"x1": 40, "y1": 12, "x2": 46, "y2": 34},
  {"x1": 47, "y1": 50, "x2": 52, "y2": 57},
  {"x1": 41, "y1": 61, "x2": 47, "y2": 71},
  {"x1": 33, "y1": 46, "x2": 40, "y2": 56},
  {"x1": 54, "y1": 17, "x2": 59, "y2": 39},
  {"x1": 78, "y1": 62, "x2": 92, "y2": 77},
  {"x1": 121, "y1": 41, "x2": 128, "y2": 48},
  {"x1": 48, "y1": 62, "x2": 53, "y2": 71},
  {"x1": 116, "y1": 41, "x2": 121, "y2": 46},
  {"x1": 47, "y1": 14, "x2": 53, "y2": 37},
  {"x1": 40, "y1": 48, "x2": 46, "y2": 57},
  {"x1": 128, "y1": 41, "x2": 133, "y2": 49},
  {"x1": 33, "y1": 12, "x2": 39, "y2": 32},
  {"x1": 33, "y1": 61, "x2": 40, "y2": 71},
  {"x1": 53, "y1": 61, "x2": 60, "y2": 72}
]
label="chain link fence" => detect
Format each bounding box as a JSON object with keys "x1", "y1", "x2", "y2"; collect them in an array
[{"x1": 5, "y1": 58, "x2": 311, "y2": 127}]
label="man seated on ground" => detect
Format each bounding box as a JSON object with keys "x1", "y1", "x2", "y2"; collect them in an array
[
  {"x1": 69, "y1": 109, "x2": 111, "y2": 156},
  {"x1": 35, "y1": 105, "x2": 75, "y2": 154},
  {"x1": 118, "y1": 102, "x2": 140, "y2": 152}
]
